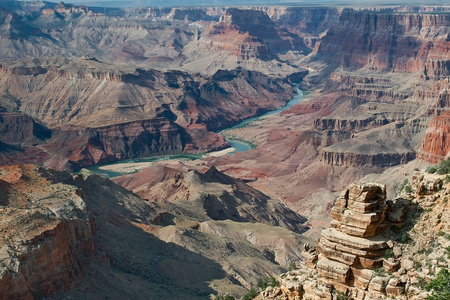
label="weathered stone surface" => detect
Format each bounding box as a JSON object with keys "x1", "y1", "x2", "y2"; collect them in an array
[
  {"x1": 317, "y1": 257, "x2": 350, "y2": 283},
  {"x1": 351, "y1": 267, "x2": 374, "y2": 290},
  {"x1": 321, "y1": 228, "x2": 388, "y2": 251},
  {"x1": 259, "y1": 172, "x2": 450, "y2": 300},
  {"x1": 368, "y1": 276, "x2": 390, "y2": 296},
  {"x1": 386, "y1": 277, "x2": 405, "y2": 297},
  {"x1": 383, "y1": 258, "x2": 400, "y2": 272},
  {"x1": 401, "y1": 259, "x2": 415, "y2": 271},
  {"x1": 418, "y1": 111, "x2": 450, "y2": 164},
  {"x1": 0, "y1": 165, "x2": 94, "y2": 299},
  {"x1": 386, "y1": 198, "x2": 410, "y2": 223},
  {"x1": 317, "y1": 240, "x2": 357, "y2": 265},
  {"x1": 313, "y1": 182, "x2": 390, "y2": 297},
  {"x1": 331, "y1": 182, "x2": 387, "y2": 237}
]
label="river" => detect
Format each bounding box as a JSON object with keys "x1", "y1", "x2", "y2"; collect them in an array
[{"x1": 82, "y1": 86, "x2": 303, "y2": 178}]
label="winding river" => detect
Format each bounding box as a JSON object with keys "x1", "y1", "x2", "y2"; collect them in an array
[{"x1": 83, "y1": 86, "x2": 303, "y2": 178}]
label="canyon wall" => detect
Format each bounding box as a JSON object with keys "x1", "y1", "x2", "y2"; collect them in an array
[
  {"x1": 315, "y1": 9, "x2": 450, "y2": 72},
  {"x1": 417, "y1": 111, "x2": 450, "y2": 163},
  {"x1": 0, "y1": 58, "x2": 295, "y2": 169}
]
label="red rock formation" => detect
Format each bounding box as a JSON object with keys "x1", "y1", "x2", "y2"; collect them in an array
[
  {"x1": 322, "y1": 151, "x2": 416, "y2": 168},
  {"x1": 0, "y1": 165, "x2": 94, "y2": 299},
  {"x1": 42, "y1": 118, "x2": 225, "y2": 170},
  {"x1": 200, "y1": 8, "x2": 309, "y2": 60},
  {"x1": 0, "y1": 58, "x2": 297, "y2": 169},
  {"x1": 418, "y1": 110, "x2": 450, "y2": 163},
  {"x1": 315, "y1": 10, "x2": 450, "y2": 72}
]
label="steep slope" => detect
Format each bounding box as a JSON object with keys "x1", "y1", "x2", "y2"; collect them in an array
[
  {"x1": 0, "y1": 165, "x2": 94, "y2": 299},
  {"x1": 417, "y1": 110, "x2": 450, "y2": 163},
  {"x1": 314, "y1": 9, "x2": 450, "y2": 72},
  {"x1": 0, "y1": 57, "x2": 296, "y2": 169},
  {"x1": 0, "y1": 164, "x2": 313, "y2": 299},
  {"x1": 114, "y1": 165, "x2": 308, "y2": 234}
]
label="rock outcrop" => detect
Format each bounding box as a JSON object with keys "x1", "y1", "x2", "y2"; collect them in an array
[
  {"x1": 417, "y1": 111, "x2": 450, "y2": 163},
  {"x1": 113, "y1": 165, "x2": 309, "y2": 234},
  {"x1": 199, "y1": 8, "x2": 309, "y2": 61},
  {"x1": 315, "y1": 183, "x2": 393, "y2": 297},
  {"x1": 0, "y1": 111, "x2": 51, "y2": 146},
  {"x1": 0, "y1": 165, "x2": 94, "y2": 299},
  {"x1": 257, "y1": 172, "x2": 450, "y2": 300},
  {"x1": 43, "y1": 118, "x2": 191, "y2": 170}
]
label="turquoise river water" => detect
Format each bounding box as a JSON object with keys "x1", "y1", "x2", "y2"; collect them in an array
[{"x1": 84, "y1": 86, "x2": 303, "y2": 178}]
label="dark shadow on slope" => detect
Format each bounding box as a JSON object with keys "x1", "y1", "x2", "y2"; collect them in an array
[
  {"x1": 0, "y1": 179, "x2": 11, "y2": 206},
  {"x1": 46, "y1": 172, "x2": 227, "y2": 300}
]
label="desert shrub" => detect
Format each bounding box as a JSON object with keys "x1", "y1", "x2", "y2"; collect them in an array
[
  {"x1": 437, "y1": 256, "x2": 447, "y2": 263},
  {"x1": 404, "y1": 184, "x2": 412, "y2": 193},
  {"x1": 418, "y1": 276, "x2": 426, "y2": 288},
  {"x1": 414, "y1": 261, "x2": 422, "y2": 270},
  {"x1": 256, "y1": 276, "x2": 278, "y2": 290},
  {"x1": 241, "y1": 288, "x2": 258, "y2": 300},
  {"x1": 215, "y1": 294, "x2": 235, "y2": 300},
  {"x1": 444, "y1": 175, "x2": 450, "y2": 184},
  {"x1": 269, "y1": 276, "x2": 278, "y2": 287},
  {"x1": 373, "y1": 267, "x2": 387, "y2": 277},
  {"x1": 426, "y1": 269, "x2": 450, "y2": 300},
  {"x1": 288, "y1": 262, "x2": 296, "y2": 271},
  {"x1": 398, "y1": 232, "x2": 411, "y2": 244},
  {"x1": 257, "y1": 277, "x2": 269, "y2": 290},
  {"x1": 445, "y1": 246, "x2": 450, "y2": 259},
  {"x1": 436, "y1": 158, "x2": 450, "y2": 175},
  {"x1": 426, "y1": 166, "x2": 437, "y2": 174},
  {"x1": 332, "y1": 290, "x2": 349, "y2": 300},
  {"x1": 397, "y1": 179, "x2": 410, "y2": 194},
  {"x1": 384, "y1": 249, "x2": 395, "y2": 259}
]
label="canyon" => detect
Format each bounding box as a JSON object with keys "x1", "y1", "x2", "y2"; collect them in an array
[{"x1": 0, "y1": 1, "x2": 449, "y2": 299}]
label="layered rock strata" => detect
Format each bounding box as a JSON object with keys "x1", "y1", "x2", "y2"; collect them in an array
[
  {"x1": 315, "y1": 10, "x2": 450, "y2": 72},
  {"x1": 0, "y1": 165, "x2": 94, "y2": 299},
  {"x1": 257, "y1": 172, "x2": 450, "y2": 300},
  {"x1": 417, "y1": 110, "x2": 450, "y2": 163},
  {"x1": 316, "y1": 183, "x2": 393, "y2": 296}
]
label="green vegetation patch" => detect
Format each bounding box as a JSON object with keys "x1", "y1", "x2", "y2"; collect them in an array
[
  {"x1": 426, "y1": 269, "x2": 450, "y2": 300},
  {"x1": 384, "y1": 249, "x2": 395, "y2": 259},
  {"x1": 427, "y1": 158, "x2": 450, "y2": 175},
  {"x1": 241, "y1": 288, "x2": 258, "y2": 300},
  {"x1": 397, "y1": 179, "x2": 412, "y2": 194}
]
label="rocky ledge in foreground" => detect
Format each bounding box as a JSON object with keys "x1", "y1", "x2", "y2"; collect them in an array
[
  {"x1": 0, "y1": 165, "x2": 94, "y2": 299},
  {"x1": 257, "y1": 173, "x2": 450, "y2": 299}
]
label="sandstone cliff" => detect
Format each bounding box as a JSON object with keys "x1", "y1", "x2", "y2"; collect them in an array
[
  {"x1": 315, "y1": 10, "x2": 450, "y2": 72},
  {"x1": 256, "y1": 172, "x2": 450, "y2": 299},
  {"x1": 418, "y1": 110, "x2": 450, "y2": 164},
  {"x1": 0, "y1": 165, "x2": 94, "y2": 299}
]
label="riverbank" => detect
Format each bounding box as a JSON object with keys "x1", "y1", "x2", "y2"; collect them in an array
[{"x1": 83, "y1": 86, "x2": 303, "y2": 178}]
